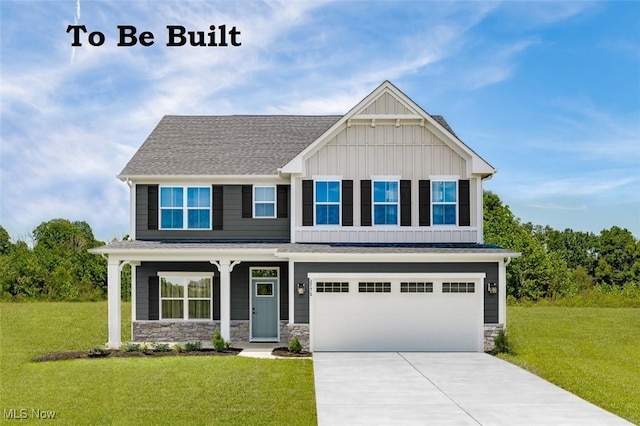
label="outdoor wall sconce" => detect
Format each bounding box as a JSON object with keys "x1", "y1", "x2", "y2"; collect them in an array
[
  {"x1": 297, "y1": 282, "x2": 306, "y2": 295},
  {"x1": 487, "y1": 282, "x2": 498, "y2": 295}
]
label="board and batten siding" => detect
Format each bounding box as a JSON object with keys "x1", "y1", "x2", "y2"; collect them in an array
[
  {"x1": 136, "y1": 185, "x2": 290, "y2": 241},
  {"x1": 293, "y1": 122, "x2": 479, "y2": 243},
  {"x1": 136, "y1": 261, "x2": 288, "y2": 321},
  {"x1": 293, "y1": 262, "x2": 499, "y2": 324}
]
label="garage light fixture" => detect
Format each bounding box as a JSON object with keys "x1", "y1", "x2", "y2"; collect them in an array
[
  {"x1": 297, "y1": 282, "x2": 306, "y2": 295},
  {"x1": 487, "y1": 282, "x2": 498, "y2": 295}
]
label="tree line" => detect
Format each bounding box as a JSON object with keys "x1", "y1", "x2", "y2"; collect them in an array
[{"x1": 1, "y1": 192, "x2": 639, "y2": 302}]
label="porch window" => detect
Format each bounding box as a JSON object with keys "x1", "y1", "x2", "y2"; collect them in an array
[
  {"x1": 253, "y1": 186, "x2": 276, "y2": 218},
  {"x1": 432, "y1": 181, "x2": 457, "y2": 225},
  {"x1": 315, "y1": 181, "x2": 340, "y2": 225},
  {"x1": 160, "y1": 186, "x2": 211, "y2": 229},
  {"x1": 373, "y1": 181, "x2": 398, "y2": 225},
  {"x1": 159, "y1": 274, "x2": 212, "y2": 320}
]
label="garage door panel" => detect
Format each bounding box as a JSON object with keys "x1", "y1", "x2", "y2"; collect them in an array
[{"x1": 310, "y1": 275, "x2": 484, "y2": 352}]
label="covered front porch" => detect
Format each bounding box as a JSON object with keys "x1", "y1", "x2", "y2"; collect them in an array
[{"x1": 89, "y1": 241, "x2": 305, "y2": 349}]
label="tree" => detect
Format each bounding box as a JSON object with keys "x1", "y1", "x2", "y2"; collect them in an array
[
  {"x1": 595, "y1": 226, "x2": 639, "y2": 288},
  {"x1": 0, "y1": 225, "x2": 12, "y2": 255}
]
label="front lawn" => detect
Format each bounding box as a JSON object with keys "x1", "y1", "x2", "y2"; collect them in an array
[
  {"x1": 500, "y1": 306, "x2": 640, "y2": 424},
  {"x1": 0, "y1": 302, "x2": 316, "y2": 425}
]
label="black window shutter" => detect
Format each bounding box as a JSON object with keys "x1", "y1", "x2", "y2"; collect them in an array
[
  {"x1": 302, "y1": 180, "x2": 313, "y2": 226},
  {"x1": 400, "y1": 180, "x2": 412, "y2": 226},
  {"x1": 419, "y1": 180, "x2": 431, "y2": 226},
  {"x1": 212, "y1": 275, "x2": 220, "y2": 320},
  {"x1": 241, "y1": 185, "x2": 252, "y2": 218},
  {"x1": 212, "y1": 185, "x2": 224, "y2": 230},
  {"x1": 277, "y1": 185, "x2": 289, "y2": 219},
  {"x1": 342, "y1": 180, "x2": 353, "y2": 226},
  {"x1": 148, "y1": 276, "x2": 159, "y2": 320},
  {"x1": 147, "y1": 185, "x2": 158, "y2": 230},
  {"x1": 360, "y1": 180, "x2": 372, "y2": 226},
  {"x1": 458, "y1": 180, "x2": 471, "y2": 226}
]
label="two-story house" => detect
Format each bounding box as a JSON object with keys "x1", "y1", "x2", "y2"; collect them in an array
[{"x1": 90, "y1": 81, "x2": 518, "y2": 352}]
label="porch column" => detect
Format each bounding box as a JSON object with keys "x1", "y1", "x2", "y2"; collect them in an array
[
  {"x1": 107, "y1": 258, "x2": 121, "y2": 349},
  {"x1": 218, "y1": 260, "x2": 231, "y2": 341},
  {"x1": 130, "y1": 261, "x2": 140, "y2": 339},
  {"x1": 498, "y1": 259, "x2": 507, "y2": 326}
]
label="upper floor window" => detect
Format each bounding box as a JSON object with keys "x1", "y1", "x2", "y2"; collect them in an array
[
  {"x1": 373, "y1": 181, "x2": 398, "y2": 225},
  {"x1": 253, "y1": 186, "x2": 276, "y2": 218},
  {"x1": 432, "y1": 181, "x2": 457, "y2": 225},
  {"x1": 160, "y1": 186, "x2": 211, "y2": 229},
  {"x1": 315, "y1": 181, "x2": 340, "y2": 225}
]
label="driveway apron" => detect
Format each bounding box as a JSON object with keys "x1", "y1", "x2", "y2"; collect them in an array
[{"x1": 313, "y1": 352, "x2": 632, "y2": 426}]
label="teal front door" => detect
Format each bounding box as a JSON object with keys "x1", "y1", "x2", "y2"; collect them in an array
[{"x1": 251, "y1": 276, "x2": 279, "y2": 340}]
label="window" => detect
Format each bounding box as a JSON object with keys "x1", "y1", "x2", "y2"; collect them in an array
[
  {"x1": 400, "y1": 282, "x2": 433, "y2": 293},
  {"x1": 160, "y1": 186, "x2": 211, "y2": 229},
  {"x1": 316, "y1": 282, "x2": 349, "y2": 293},
  {"x1": 315, "y1": 181, "x2": 340, "y2": 225},
  {"x1": 358, "y1": 282, "x2": 391, "y2": 293},
  {"x1": 253, "y1": 186, "x2": 276, "y2": 218},
  {"x1": 432, "y1": 181, "x2": 457, "y2": 225},
  {"x1": 159, "y1": 275, "x2": 212, "y2": 320},
  {"x1": 373, "y1": 181, "x2": 398, "y2": 225},
  {"x1": 442, "y1": 282, "x2": 475, "y2": 293}
]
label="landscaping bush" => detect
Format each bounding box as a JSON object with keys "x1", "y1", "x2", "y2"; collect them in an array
[
  {"x1": 211, "y1": 330, "x2": 230, "y2": 352},
  {"x1": 152, "y1": 343, "x2": 171, "y2": 352},
  {"x1": 184, "y1": 341, "x2": 202, "y2": 352},
  {"x1": 493, "y1": 330, "x2": 512, "y2": 354},
  {"x1": 288, "y1": 337, "x2": 302, "y2": 353},
  {"x1": 121, "y1": 342, "x2": 141, "y2": 352}
]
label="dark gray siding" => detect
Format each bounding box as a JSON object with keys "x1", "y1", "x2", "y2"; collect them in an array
[
  {"x1": 136, "y1": 261, "x2": 288, "y2": 321},
  {"x1": 293, "y1": 262, "x2": 499, "y2": 324},
  {"x1": 136, "y1": 185, "x2": 290, "y2": 241}
]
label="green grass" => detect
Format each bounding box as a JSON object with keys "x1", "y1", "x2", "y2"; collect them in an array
[
  {"x1": 499, "y1": 306, "x2": 640, "y2": 424},
  {"x1": 0, "y1": 302, "x2": 316, "y2": 425}
]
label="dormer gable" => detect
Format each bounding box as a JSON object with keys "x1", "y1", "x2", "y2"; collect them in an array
[{"x1": 280, "y1": 81, "x2": 495, "y2": 178}]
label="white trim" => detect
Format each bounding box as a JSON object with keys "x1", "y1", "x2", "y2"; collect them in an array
[
  {"x1": 476, "y1": 178, "x2": 484, "y2": 244},
  {"x1": 371, "y1": 177, "x2": 401, "y2": 226},
  {"x1": 252, "y1": 185, "x2": 277, "y2": 219},
  {"x1": 498, "y1": 259, "x2": 507, "y2": 326},
  {"x1": 249, "y1": 267, "x2": 280, "y2": 342},
  {"x1": 280, "y1": 81, "x2": 496, "y2": 176},
  {"x1": 129, "y1": 182, "x2": 136, "y2": 240},
  {"x1": 119, "y1": 175, "x2": 287, "y2": 184},
  {"x1": 106, "y1": 259, "x2": 121, "y2": 349},
  {"x1": 313, "y1": 179, "x2": 342, "y2": 226},
  {"x1": 290, "y1": 178, "x2": 297, "y2": 243},
  {"x1": 158, "y1": 185, "x2": 213, "y2": 230},
  {"x1": 288, "y1": 261, "x2": 295, "y2": 324},
  {"x1": 157, "y1": 272, "x2": 214, "y2": 321}
]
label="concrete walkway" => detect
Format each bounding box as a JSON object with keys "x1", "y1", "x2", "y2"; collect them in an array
[{"x1": 313, "y1": 352, "x2": 632, "y2": 426}]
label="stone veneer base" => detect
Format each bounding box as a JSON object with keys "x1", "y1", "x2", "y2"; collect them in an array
[{"x1": 133, "y1": 321, "x2": 497, "y2": 353}]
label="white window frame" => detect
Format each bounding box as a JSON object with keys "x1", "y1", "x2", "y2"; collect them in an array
[
  {"x1": 253, "y1": 185, "x2": 277, "y2": 218},
  {"x1": 371, "y1": 176, "x2": 400, "y2": 226},
  {"x1": 430, "y1": 176, "x2": 458, "y2": 226},
  {"x1": 158, "y1": 272, "x2": 214, "y2": 321},
  {"x1": 159, "y1": 185, "x2": 212, "y2": 230},
  {"x1": 314, "y1": 176, "x2": 342, "y2": 226}
]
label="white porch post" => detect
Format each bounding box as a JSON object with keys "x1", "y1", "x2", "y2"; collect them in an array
[
  {"x1": 211, "y1": 260, "x2": 240, "y2": 341},
  {"x1": 288, "y1": 261, "x2": 295, "y2": 324},
  {"x1": 130, "y1": 261, "x2": 140, "y2": 340},
  {"x1": 498, "y1": 259, "x2": 507, "y2": 326},
  {"x1": 107, "y1": 258, "x2": 122, "y2": 349}
]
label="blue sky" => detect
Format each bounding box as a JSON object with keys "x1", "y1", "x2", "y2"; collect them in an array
[{"x1": 1, "y1": 1, "x2": 639, "y2": 241}]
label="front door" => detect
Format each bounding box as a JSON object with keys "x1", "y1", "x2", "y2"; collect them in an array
[{"x1": 250, "y1": 268, "x2": 279, "y2": 341}]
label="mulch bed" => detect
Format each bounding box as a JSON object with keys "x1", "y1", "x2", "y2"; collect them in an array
[
  {"x1": 34, "y1": 348, "x2": 243, "y2": 362},
  {"x1": 271, "y1": 347, "x2": 312, "y2": 358}
]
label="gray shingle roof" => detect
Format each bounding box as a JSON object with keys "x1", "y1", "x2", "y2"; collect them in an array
[
  {"x1": 119, "y1": 112, "x2": 461, "y2": 177},
  {"x1": 91, "y1": 240, "x2": 518, "y2": 256},
  {"x1": 119, "y1": 115, "x2": 341, "y2": 177}
]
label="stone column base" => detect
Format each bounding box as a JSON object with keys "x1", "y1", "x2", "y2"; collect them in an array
[{"x1": 484, "y1": 323, "x2": 504, "y2": 352}]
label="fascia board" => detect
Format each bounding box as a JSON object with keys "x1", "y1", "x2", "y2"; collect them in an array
[{"x1": 118, "y1": 175, "x2": 288, "y2": 184}]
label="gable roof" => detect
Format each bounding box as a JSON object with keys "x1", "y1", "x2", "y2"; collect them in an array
[
  {"x1": 119, "y1": 115, "x2": 341, "y2": 178},
  {"x1": 119, "y1": 81, "x2": 493, "y2": 179},
  {"x1": 280, "y1": 81, "x2": 495, "y2": 177}
]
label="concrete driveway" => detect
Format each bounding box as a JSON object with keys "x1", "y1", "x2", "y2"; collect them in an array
[{"x1": 313, "y1": 352, "x2": 632, "y2": 426}]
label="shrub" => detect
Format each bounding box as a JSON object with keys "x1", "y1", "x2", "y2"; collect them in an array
[
  {"x1": 173, "y1": 343, "x2": 183, "y2": 353},
  {"x1": 152, "y1": 343, "x2": 171, "y2": 352},
  {"x1": 140, "y1": 342, "x2": 153, "y2": 354},
  {"x1": 211, "y1": 330, "x2": 230, "y2": 352},
  {"x1": 89, "y1": 345, "x2": 106, "y2": 356},
  {"x1": 121, "y1": 342, "x2": 141, "y2": 352},
  {"x1": 288, "y1": 337, "x2": 302, "y2": 353},
  {"x1": 493, "y1": 330, "x2": 512, "y2": 354},
  {"x1": 184, "y1": 341, "x2": 202, "y2": 352}
]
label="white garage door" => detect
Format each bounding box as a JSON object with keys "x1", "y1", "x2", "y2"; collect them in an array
[{"x1": 309, "y1": 273, "x2": 485, "y2": 352}]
